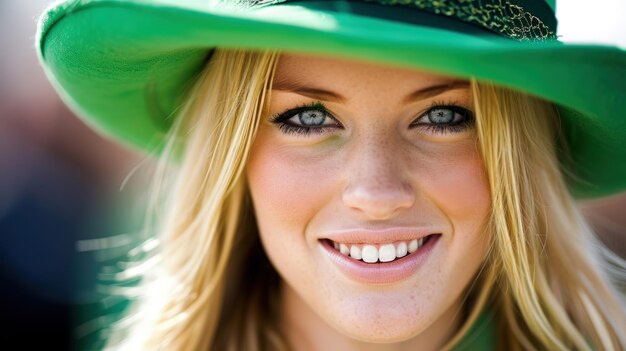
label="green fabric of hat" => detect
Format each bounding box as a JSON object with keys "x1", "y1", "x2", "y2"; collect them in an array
[{"x1": 35, "y1": 0, "x2": 626, "y2": 198}]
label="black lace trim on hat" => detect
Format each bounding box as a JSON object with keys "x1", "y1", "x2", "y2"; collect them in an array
[{"x1": 248, "y1": 0, "x2": 557, "y2": 41}]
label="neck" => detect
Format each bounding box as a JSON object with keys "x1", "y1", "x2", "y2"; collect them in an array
[{"x1": 278, "y1": 281, "x2": 463, "y2": 351}]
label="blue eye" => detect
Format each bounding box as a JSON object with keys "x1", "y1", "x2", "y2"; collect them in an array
[
  {"x1": 297, "y1": 110, "x2": 330, "y2": 126},
  {"x1": 410, "y1": 104, "x2": 474, "y2": 134},
  {"x1": 269, "y1": 101, "x2": 341, "y2": 136},
  {"x1": 430, "y1": 108, "x2": 457, "y2": 123},
  {"x1": 269, "y1": 101, "x2": 474, "y2": 137}
]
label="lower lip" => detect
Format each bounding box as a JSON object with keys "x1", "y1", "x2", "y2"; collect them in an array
[{"x1": 319, "y1": 234, "x2": 441, "y2": 285}]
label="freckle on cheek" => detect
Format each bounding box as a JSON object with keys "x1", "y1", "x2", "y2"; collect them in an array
[{"x1": 252, "y1": 159, "x2": 310, "y2": 221}]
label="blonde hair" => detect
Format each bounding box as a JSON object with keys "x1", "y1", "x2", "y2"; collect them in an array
[{"x1": 104, "y1": 49, "x2": 626, "y2": 351}]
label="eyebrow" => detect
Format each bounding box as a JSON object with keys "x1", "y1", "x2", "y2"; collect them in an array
[{"x1": 271, "y1": 79, "x2": 469, "y2": 104}]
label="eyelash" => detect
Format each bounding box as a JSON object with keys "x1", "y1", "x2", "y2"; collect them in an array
[
  {"x1": 268, "y1": 100, "x2": 474, "y2": 137},
  {"x1": 269, "y1": 101, "x2": 338, "y2": 136},
  {"x1": 413, "y1": 100, "x2": 475, "y2": 135}
]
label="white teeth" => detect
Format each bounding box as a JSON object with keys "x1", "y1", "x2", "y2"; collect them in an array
[
  {"x1": 361, "y1": 245, "x2": 379, "y2": 263},
  {"x1": 331, "y1": 236, "x2": 430, "y2": 263},
  {"x1": 396, "y1": 242, "x2": 408, "y2": 258},
  {"x1": 350, "y1": 245, "x2": 362, "y2": 260},
  {"x1": 379, "y1": 244, "x2": 396, "y2": 262},
  {"x1": 339, "y1": 244, "x2": 350, "y2": 256}
]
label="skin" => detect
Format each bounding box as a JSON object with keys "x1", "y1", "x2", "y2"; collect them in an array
[{"x1": 245, "y1": 53, "x2": 491, "y2": 351}]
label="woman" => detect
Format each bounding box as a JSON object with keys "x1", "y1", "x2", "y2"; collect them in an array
[{"x1": 36, "y1": 0, "x2": 626, "y2": 350}]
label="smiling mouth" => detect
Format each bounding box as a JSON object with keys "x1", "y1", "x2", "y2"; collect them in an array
[{"x1": 321, "y1": 234, "x2": 440, "y2": 264}]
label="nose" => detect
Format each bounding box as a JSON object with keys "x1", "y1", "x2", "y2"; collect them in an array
[{"x1": 342, "y1": 137, "x2": 415, "y2": 220}]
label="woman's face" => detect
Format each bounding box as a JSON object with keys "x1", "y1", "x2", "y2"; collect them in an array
[{"x1": 246, "y1": 53, "x2": 491, "y2": 347}]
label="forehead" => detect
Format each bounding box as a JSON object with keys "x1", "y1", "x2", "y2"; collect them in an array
[
  {"x1": 271, "y1": 53, "x2": 469, "y2": 106},
  {"x1": 273, "y1": 53, "x2": 457, "y2": 86}
]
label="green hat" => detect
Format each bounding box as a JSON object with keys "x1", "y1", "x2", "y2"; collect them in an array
[{"x1": 36, "y1": 0, "x2": 626, "y2": 198}]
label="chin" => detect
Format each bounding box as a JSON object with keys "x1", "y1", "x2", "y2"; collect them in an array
[
  {"x1": 326, "y1": 301, "x2": 434, "y2": 343},
  {"x1": 336, "y1": 318, "x2": 426, "y2": 343}
]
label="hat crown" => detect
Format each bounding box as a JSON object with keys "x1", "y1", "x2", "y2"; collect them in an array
[{"x1": 250, "y1": 0, "x2": 557, "y2": 41}]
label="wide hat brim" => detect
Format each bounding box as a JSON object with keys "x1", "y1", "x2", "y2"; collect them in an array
[{"x1": 36, "y1": 0, "x2": 626, "y2": 198}]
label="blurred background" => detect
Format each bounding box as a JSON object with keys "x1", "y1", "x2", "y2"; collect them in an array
[{"x1": 1, "y1": 1, "x2": 625, "y2": 350}]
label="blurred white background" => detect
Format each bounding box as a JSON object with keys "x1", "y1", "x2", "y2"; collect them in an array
[{"x1": 557, "y1": 0, "x2": 626, "y2": 48}]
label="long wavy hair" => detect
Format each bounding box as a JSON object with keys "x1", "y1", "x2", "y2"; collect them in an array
[{"x1": 104, "y1": 49, "x2": 626, "y2": 351}]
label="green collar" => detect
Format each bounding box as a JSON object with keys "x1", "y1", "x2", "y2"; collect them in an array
[{"x1": 452, "y1": 309, "x2": 497, "y2": 351}]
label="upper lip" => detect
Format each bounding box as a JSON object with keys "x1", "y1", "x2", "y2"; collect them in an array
[{"x1": 320, "y1": 227, "x2": 440, "y2": 245}]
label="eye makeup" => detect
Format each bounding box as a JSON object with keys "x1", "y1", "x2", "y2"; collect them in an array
[
  {"x1": 269, "y1": 100, "x2": 475, "y2": 137},
  {"x1": 269, "y1": 101, "x2": 342, "y2": 136},
  {"x1": 410, "y1": 99, "x2": 475, "y2": 135}
]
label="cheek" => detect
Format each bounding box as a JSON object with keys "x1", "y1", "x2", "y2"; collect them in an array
[
  {"x1": 246, "y1": 139, "x2": 333, "y2": 235},
  {"x1": 419, "y1": 142, "x2": 491, "y2": 283},
  {"x1": 245, "y1": 128, "x2": 340, "y2": 271},
  {"x1": 414, "y1": 138, "x2": 490, "y2": 230},
  {"x1": 428, "y1": 149, "x2": 490, "y2": 226},
  {"x1": 246, "y1": 129, "x2": 343, "y2": 310}
]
